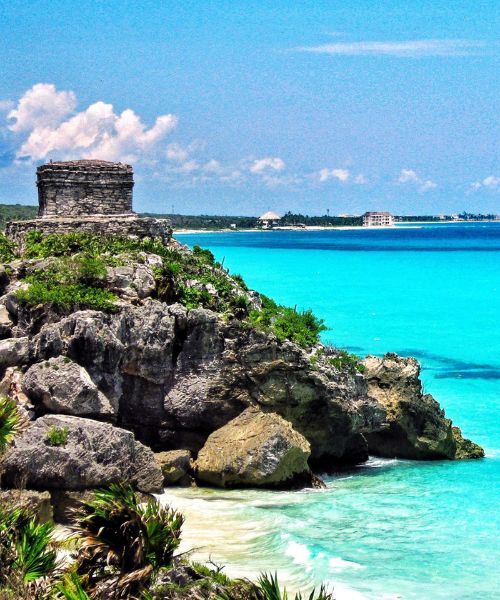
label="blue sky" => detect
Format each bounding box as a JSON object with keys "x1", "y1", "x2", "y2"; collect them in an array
[{"x1": 0, "y1": 0, "x2": 499, "y2": 215}]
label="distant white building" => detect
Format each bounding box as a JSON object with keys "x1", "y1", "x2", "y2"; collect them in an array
[
  {"x1": 258, "y1": 211, "x2": 281, "y2": 229},
  {"x1": 363, "y1": 212, "x2": 394, "y2": 227}
]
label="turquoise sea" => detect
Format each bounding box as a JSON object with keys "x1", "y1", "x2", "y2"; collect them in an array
[{"x1": 162, "y1": 223, "x2": 500, "y2": 600}]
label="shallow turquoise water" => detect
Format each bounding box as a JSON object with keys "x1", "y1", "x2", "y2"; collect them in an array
[{"x1": 170, "y1": 224, "x2": 500, "y2": 599}]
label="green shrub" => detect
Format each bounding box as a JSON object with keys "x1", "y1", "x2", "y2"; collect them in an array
[
  {"x1": 192, "y1": 244, "x2": 216, "y2": 265},
  {"x1": 179, "y1": 285, "x2": 214, "y2": 310},
  {"x1": 45, "y1": 426, "x2": 69, "y2": 447},
  {"x1": 17, "y1": 281, "x2": 117, "y2": 312},
  {"x1": 0, "y1": 507, "x2": 57, "y2": 587},
  {"x1": 0, "y1": 397, "x2": 23, "y2": 454},
  {"x1": 249, "y1": 296, "x2": 326, "y2": 348},
  {"x1": 327, "y1": 349, "x2": 365, "y2": 374},
  {"x1": 54, "y1": 570, "x2": 91, "y2": 600},
  {"x1": 0, "y1": 233, "x2": 16, "y2": 262},
  {"x1": 73, "y1": 484, "x2": 184, "y2": 592}
]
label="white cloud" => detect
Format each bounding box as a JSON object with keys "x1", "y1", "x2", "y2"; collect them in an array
[
  {"x1": 419, "y1": 179, "x2": 437, "y2": 192},
  {"x1": 354, "y1": 174, "x2": 367, "y2": 184},
  {"x1": 293, "y1": 39, "x2": 486, "y2": 58},
  {"x1": 397, "y1": 168, "x2": 436, "y2": 192},
  {"x1": 483, "y1": 175, "x2": 500, "y2": 188},
  {"x1": 319, "y1": 167, "x2": 350, "y2": 183},
  {"x1": 8, "y1": 83, "x2": 76, "y2": 133},
  {"x1": 250, "y1": 157, "x2": 285, "y2": 173},
  {"x1": 471, "y1": 175, "x2": 500, "y2": 190},
  {"x1": 398, "y1": 169, "x2": 419, "y2": 183},
  {"x1": 7, "y1": 83, "x2": 178, "y2": 163}
]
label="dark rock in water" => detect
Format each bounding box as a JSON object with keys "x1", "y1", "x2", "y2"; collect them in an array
[
  {"x1": 452, "y1": 426, "x2": 484, "y2": 459},
  {"x1": 195, "y1": 406, "x2": 312, "y2": 488},
  {"x1": 23, "y1": 356, "x2": 115, "y2": 418},
  {"x1": 155, "y1": 449, "x2": 192, "y2": 485},
  {"x1": 0, "y1": 489, "x2": 53, "y2": 523},
  {"x1": 2, "y1": 414, "x2": 164, "y2": 493},
  {"x1": 363, "y1": 353, "x2": 484, "y2": 460}
]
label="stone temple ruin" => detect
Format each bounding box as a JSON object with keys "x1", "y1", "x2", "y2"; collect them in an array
[{"x1": 6, "y1": 160, "x2": 171, "y2": 243}]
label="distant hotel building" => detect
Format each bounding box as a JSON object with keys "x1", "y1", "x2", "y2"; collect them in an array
[{"x1": 363, "y1": 211, "x2": 394, "y2": 227}]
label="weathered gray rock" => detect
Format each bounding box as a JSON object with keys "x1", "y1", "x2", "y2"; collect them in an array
[
  {"x1": 105, "y1": 264, "x2": 156, "y2": 300},
  {"x1": 0, "y1": 489, "x2": 53, "y2": 523},
  {"x1": 195, "y1": 407, "x2": 312, "y2": 488},
  {"x1": 26, "y1": 302, "x2": 379, "y2": 464},
  {"x1": 155, "y1": 449, "x2": 192, "y2": 485},
  {"x1": 363, "y1": 353, "x2": 484, "y2": 460},
  {"x1": 2, "y1": 415, "x2": 163, "y2": 493},
  {"x1": 0, "y1": 305, "x2": 13, "y2": 338},
  {"x1": 0, "y1": 336, "x2": 29, "y2": 369},
  {"x1": 0, "y1": 366, "x2": 34, "y2": 421},
  {"x1": 23, "y1": 356, "x2": 115, "y2": 417}
]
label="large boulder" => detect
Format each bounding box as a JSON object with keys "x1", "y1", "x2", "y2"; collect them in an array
[
  {"x1": 1, "y1": 415, "x2": 163, "y2": 493},
  {"x1": 155, "y1": 449, "x2": 192, "y2": 485},
  {"x1": 195, "y1": 407, "x2": 312, "y2": 488},
  {"x1": 363, "y1": 353, "x2": 484, "y2": 460},
  {"x1": 23, "y1": 356, "x2": 115, "y2": 418}
]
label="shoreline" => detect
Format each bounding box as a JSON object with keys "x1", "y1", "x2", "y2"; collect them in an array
[{"x1": 174, "y1": 221, "x2": 499, "y2": 235}]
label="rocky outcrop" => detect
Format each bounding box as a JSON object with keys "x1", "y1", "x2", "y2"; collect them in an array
[
  {"x1": 1, "y1": 414, "x2": 163, "y2": 493},
  {"x1": 23, "y1": 356, "x2": 115, "y2": 418},
  {"x1": 22, "y1": 301, "x2": 379, "y2": 466},
  {"x1": 195, "y1": 407, "x2": 312, "y2": 488},
  {"x1": 363, "y1": 353, "x2": 484, "y2": 460},
  {"x1": 155, "y1": 449, "x2": 192, "y2": 485}
]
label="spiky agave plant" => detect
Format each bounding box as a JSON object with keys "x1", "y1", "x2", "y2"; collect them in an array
[
  {"x1": 54, "y1": 570, "x2": 91, "y2": 600},
  {"x1": 0, "y1": 506, "x2": 58, "y2": 595},
  {"x1": 0, "y1": 396, "x2": 24, "y2": 454},
  {"x1": 72, "y1": 483, "x2": 184, "y2": 593},
  {"x1": 216, "y1": 573, "x2": 334, "y2": 600}
]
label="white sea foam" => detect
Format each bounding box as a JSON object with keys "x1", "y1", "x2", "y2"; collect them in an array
[
  {"x1": 285, "y1": 540, "x2": 312, "y2": 567},
  {"x1": 328, "y1": 556, "x2": 365, "y2": 570}
]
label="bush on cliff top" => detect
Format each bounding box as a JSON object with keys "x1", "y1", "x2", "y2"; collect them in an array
[
  {"x1": 249, "y1": 295, "x2": 326, "y2": 349},
  {"x1": 9, "y1": 231, "x2": 326, "y2": 347},
  {"x1": 17, "y1": 255, "x2": 117, "y2": 313}
]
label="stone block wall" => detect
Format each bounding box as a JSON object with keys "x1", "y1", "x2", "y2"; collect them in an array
[
  {"x1": 6, "y1": 215, "x2": 172, "y2": 248},
  {"x1": 37, "y1": 160, "x2": 134, "y2": 218}
]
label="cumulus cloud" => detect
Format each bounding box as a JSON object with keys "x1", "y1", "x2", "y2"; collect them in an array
[
  {"x1": 293, "y1": 39, "x2": 486, "y2": 58},
  {"x1": 250, "y1": 157, "x2": 285, "y2": 174},
  {"x1": 318, "y1": 168, "x2": 350, "y2": 183},
  {"x1": 398, "y1": 168, "x2": 436, "y2": 192},
  {"x1": 7, "y1": 83, "x2": 177, "y2": 163},
  {"x1": 471, "y1": 175, "x2": 500, "y2": 190},
  {"x1": 8, "y1": 83, "x2": 76, "y2": 133},
  {"x1": 398, "y1": 169, "x2": 419, "y2": 183}
]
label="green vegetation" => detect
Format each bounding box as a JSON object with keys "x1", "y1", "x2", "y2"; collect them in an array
[
  {"x1": 3, "y1": 230, "x2": 329, "y2": 349},
  {"x1": 0, "y1": 483, "x2": 333, "y2": 599},
  {"x1": 45, "y1": 426, "x2": 69, "y2": 447},
  {"x1": 73, "y1": 483, "x2": 183, "y2": 594},
  {"x1": 327, "y1": 349, "x2": 366, "y2": 374},
  {"x1": 215, "y1": 572, "x2": 333, "y2": 600},
  {"x1": 0, "y1": 506, "x2": 57, "y2": 592},
  {"x1": 0, "y1": 204, "x2": 37, "y2": 231},
  {"x1": 0, "y1": 234, "x2": 16, "y2": 263},
  {"x1": 249, "y1": 296, "x2": 326, "y2": 348},
  {"x1": 0, "y1": 397, "x2": 24, "y2": 454}
]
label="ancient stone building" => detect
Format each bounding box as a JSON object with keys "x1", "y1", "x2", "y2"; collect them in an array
[
  {"x1": 6, "y1": 160, "x2": 171, "y2": 244},
  {"x1": 37, "y1": 160, "x2": 134, "y2": 218}
]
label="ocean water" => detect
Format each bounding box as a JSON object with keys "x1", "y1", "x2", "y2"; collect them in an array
[{"x1": 161, "y1": 223, "x2": 500, "y2": 599}]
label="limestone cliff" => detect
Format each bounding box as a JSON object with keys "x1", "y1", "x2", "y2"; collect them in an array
[{"x1": 0, "y1": 232, "x2": 483, "y2": 498}]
